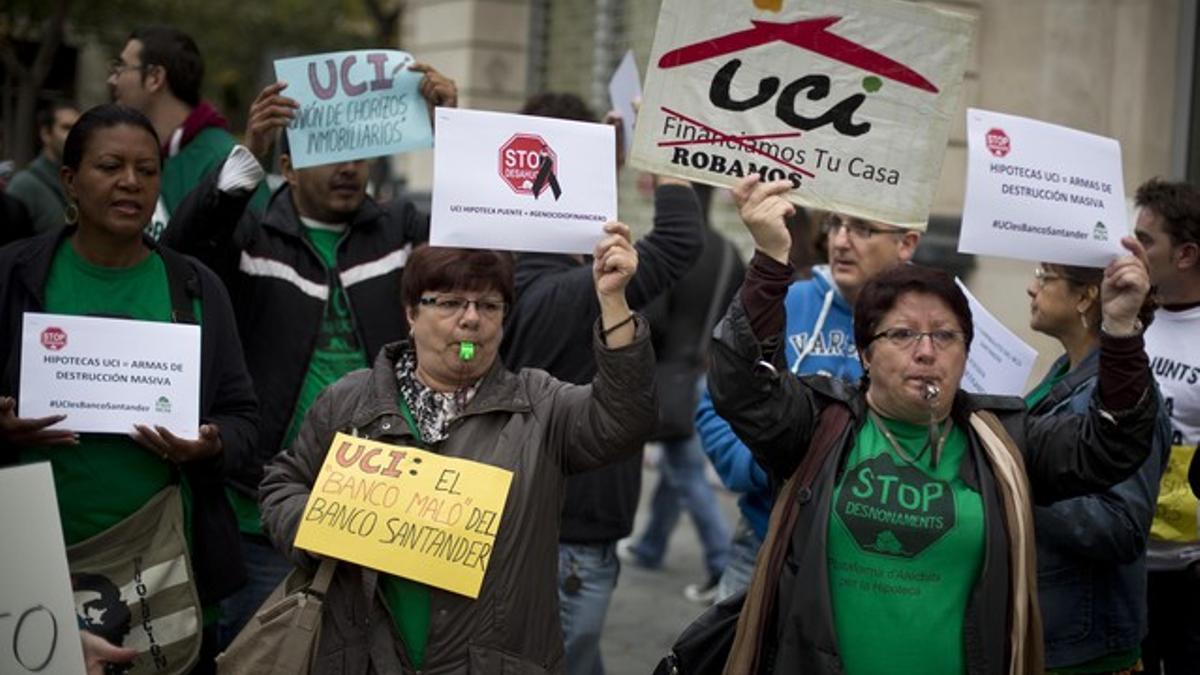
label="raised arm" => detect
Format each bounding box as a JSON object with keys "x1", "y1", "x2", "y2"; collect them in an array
[
  {"x1": 547, "y1": 223, "x2": 657, "y2": 473},
  {"x1": 1024, "y1": 237, "x2": 1160, "y2": 502}
]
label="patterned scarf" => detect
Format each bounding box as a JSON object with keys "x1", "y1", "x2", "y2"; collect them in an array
[{"x1": 393, "y1": 348, "x2": 477, "y2": 444}]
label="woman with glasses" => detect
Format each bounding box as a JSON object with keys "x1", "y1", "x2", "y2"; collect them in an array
[
  {"x1": 259, "y1": 234, "x2": 656, "y2": 673},
  {"x1": 705, "y1": 175, "x2": 1160, "y2": 674},
  {"x1": 1025, "y1": 263, "x2": 1170, "y2": 675}
]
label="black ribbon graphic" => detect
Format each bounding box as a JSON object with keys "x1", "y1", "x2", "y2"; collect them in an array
[{"x1": 532, "y1": 152, "x2": 562, "y2": 200}]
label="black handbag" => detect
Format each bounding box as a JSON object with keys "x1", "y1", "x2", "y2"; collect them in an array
[{"x1": 652, "y1": 590, "x2": 745, "y2": 675}]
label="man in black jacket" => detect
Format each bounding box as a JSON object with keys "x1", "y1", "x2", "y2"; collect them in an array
[
  {"x1": 500, "y1": 93, "x2": 704, "y2": 675},
  {"x1": 163, "y1": 66, "x2": 456, "y2": 646}
]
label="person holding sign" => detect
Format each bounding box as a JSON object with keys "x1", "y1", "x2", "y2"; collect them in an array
[
  {"x1": 1132, "y1": 178, "x2": 1200, "y2": 675},
  {"x1": 260, "y1": 237, "x2": 656, "y2": 673},
  {"x1": 697, "y1": 208, "x2": 921, "y2": 603},
  {"x1": 1023, "y1": 262, "x2": 1169, "y2": 673},
  {"x1": 162, "y1": 65, "x2": 456, "y2": 647},
  {"x1": 0, "y1": 104, "x2": 259, "y2": 673},
  {"x1": 705, "y1": 175, "x2": 1159, "y2": 674},
  {"x1": 497, "y1": 91, "x2": 702, "y2": 675}
]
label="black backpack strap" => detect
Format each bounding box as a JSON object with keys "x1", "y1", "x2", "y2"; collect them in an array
[{"x1": 157, "y1": 246, "x2": 199, "y2": 325}]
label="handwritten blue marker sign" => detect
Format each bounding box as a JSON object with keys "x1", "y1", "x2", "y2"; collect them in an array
[{"x1": 273, "y1": 50, "x2": 433, "y2": 169}]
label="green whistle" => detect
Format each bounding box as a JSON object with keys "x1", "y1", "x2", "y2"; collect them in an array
[{"x1": 459, "y1": 342, "x2": 476, "y2": 361}]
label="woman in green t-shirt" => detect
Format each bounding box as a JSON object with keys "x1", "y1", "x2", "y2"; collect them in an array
[
  {"x1": 0, "y1": 104, "x2": 258, "y2": 675},
  {"x1": 705, "y1": 175, "x2": 1160, "y2": 675}
]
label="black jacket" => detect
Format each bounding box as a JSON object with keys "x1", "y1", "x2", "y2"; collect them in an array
[
  {"x1": 0, "y1": 228, "x2": 258, "y2": 604},
  {"x1": 165, "y1": 171, "x2": 428, "y2": 494},
  {"x1": 646, "y1": 225, "x2": 744, "y2": 375},
  {"x1": 708, "y1": 297, "x2": 1160, "y2": 674},
  {"x1": 501, "y1": 184, "x2": 704, "y2": 543}
]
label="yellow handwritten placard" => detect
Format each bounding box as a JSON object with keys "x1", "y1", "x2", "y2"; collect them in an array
[{"x1": 294, "y1": 432, "x2": 514, "y2": 598}]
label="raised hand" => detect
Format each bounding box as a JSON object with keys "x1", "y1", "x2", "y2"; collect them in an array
[
  {"x1": 409, "y1": 62, "x2": 458, "y2": 123},
  {"x1": 732, "y1": 174, "x2": 795, "y2": 264},
  {"x1": 1100, "y1": 236, "x2": 1152, "y2": 335},
  {"x1": 245, "y1": 81, "x2": 299, "y2": 166}
]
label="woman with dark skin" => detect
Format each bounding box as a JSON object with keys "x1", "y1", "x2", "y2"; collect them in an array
[
  {"x1": 1025, "y1": 262, "x2": 1170, "y2": 674},
  {"x1": 0, "y1": 104, "x2": 257, "y2": 674}
]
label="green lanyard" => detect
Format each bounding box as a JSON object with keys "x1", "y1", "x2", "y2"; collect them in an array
[{"x1": 394, "y1": 394, "x2": 423, "y2": 443}]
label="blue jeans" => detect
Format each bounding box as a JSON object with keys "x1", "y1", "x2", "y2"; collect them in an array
[
  {"x1": 629, "y1": 435, "x2": 731, "y2": 578},
  {"x1": 717, "y1": 516, "x2": 762, "y2": 602},
  {"x1": 558, "y1": 542, "x2": 620, "y2": 675},
  {"x1": 217, "y1": 533, "x2": 293, "y2": 649}
]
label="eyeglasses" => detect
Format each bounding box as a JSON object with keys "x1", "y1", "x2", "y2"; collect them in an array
[
  {"x1": 870, "y1": 327, "x2": 965, "y2": 350},
  {"x1": 1032, "y1": 267, "x2": 1066, "y2": 289},
  {"x1": 418, "y1": 295, "x2": 506, "y2": 319},
  {"x1": 108, "y1": 59, "x2": 146, "y2": 77},
  {"x1": 821, "y1": 215, "x2": 903, "y2": 241}
]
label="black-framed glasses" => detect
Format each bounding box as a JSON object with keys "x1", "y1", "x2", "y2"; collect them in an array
[
  {"x1": 1032, "y1": 266, "x2": 1066, "y2": 289},
  {"x1": 820, "y1": 214, "x2": 904, "y2": 240},
  {"x1": 418, "y1": 295, "x2": 506, "y2": 319},
  {"x1": 870, "y1": 327, "x2": 964, "y2": 350},
  {"x1": 108, "y1": 58, "x2": 147, "y2": 77}
]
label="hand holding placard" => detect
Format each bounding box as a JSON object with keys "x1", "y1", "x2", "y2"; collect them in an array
[
  {"x1": 1099, "y1": 237, "x2": 1152, "y2": 336},
  {"x1": 733, "y1": 175, "x2": 796, "y2": 265},
  {"x1": 245, "y1": 82, "x2": 300, "y2": 166},
  {"x1": 0, "y1": 396, "x2": 77, "y2": 447},
  {"x1": 130, "y1": 422, "x2": 222, "y2": 464}
]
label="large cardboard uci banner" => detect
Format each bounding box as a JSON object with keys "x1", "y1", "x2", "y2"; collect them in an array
[{"x1": 630, "y1": 0, "x2": 975, "y2": 230}]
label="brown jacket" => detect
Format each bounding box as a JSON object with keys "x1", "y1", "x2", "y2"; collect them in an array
[{"x1": 260, "y1": 319, "x2": 656, "y2": 674}]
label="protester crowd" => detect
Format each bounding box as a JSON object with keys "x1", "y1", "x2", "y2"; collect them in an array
[{"x1": 0, "y1": 21, "x2": 1199, "y2": 675}]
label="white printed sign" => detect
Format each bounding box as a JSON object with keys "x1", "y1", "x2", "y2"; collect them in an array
[
  {"x1": 0, "y1": 464, "x2": 86, "y2": 675},
  {"x1": 956, "y1": 279, "x2": 1038, "y2": 397},
  {"x1": 629, "y1": 0, "x2": 975, "y2": 230},
  {"x1": 958, "y1": 108, "x2": 1129, "y2": 267},
  {"x1": 430, "y1": 107, "x2": 617, "y2": 254},
  {"x1": 20, "y1": 313, "x2": 201, "y2": 439},
  {"x1": 608, "y1": 50, "x2": 642, "y2": 157}
]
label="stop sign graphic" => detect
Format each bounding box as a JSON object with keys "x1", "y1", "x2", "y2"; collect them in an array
[
  {"x1": 499, "y1": 134, "x2": 559, "y2": 197},
  {"x1": 985, "y1": 128, "x2": 1010, "y2": 158}
]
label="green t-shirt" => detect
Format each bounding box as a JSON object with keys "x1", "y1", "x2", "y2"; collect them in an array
[
  {"x1": 20, "y1": 241, "x2": 179, "y2": 545},
  {"x1": 1026, "y1": 360, "x2": 1071, "y2": 409},
  {"x1": 827, "y1": 415, "x2": 984, "y2": 675},
  {"x1": 227, "y1": 221, "x2": 368, "y2": 535},
  {"x1": 379, "y1": 396, "x2": 430, "y2": 669}
]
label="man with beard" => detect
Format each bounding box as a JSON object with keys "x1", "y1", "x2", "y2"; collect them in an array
[
  {"x1": 162, "y1": 70, "x2": 457, "y2": 647},
  {"x1": 107, "y1": 26, "x2": 268, "y2": 237}
]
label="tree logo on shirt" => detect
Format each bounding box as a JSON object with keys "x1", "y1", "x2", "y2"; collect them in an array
[
  {"x1": 834, "y1": 454, "x2": 955, "y2": 558},
  {"x1": 40, "y1": 326, "x2": 67, "y2": 351}
]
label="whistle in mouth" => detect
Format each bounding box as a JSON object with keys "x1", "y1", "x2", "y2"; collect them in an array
[
  {"x1": 459, "y1": 342, "x2": 476, "y2": 361},
  {"x1": 923, "y1": 382, "x2": 940, "y2": 401}
]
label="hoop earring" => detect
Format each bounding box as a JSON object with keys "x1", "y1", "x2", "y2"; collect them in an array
[{"x1": 64, "y1": 202, "x2": 79, "y2": 225}]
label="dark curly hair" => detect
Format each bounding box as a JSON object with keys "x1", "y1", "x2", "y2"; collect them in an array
[{"x1": 1135, "y1": 178, "x2": 1200, "y2": 247}]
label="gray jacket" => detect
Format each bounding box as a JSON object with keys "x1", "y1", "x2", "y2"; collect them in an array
[{"x1": 260, "y1": 319, "x2": 656, "y2": 674}]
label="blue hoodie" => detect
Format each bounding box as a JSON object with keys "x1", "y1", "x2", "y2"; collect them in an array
[{"x1": 697, "y1": 266, "x2": 863, "y2": 537}]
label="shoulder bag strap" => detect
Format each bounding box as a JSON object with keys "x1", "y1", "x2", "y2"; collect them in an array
[{"x1": 157, "y1": 246, "x2": 199, "y2": 324}]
